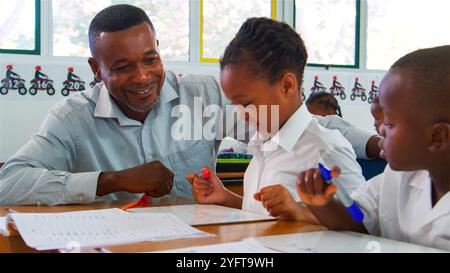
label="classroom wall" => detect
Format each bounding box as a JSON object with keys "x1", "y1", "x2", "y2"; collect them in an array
[{"x1": 0, "y1": 56, "x2": 384, "y2": 161}]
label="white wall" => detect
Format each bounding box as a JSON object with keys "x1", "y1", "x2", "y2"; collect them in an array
[{"x1": 0, "y1": 55, "x2": 383, "y2": 161}]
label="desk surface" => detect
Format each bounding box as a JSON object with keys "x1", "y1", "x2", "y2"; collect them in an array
[{"x1": 0, "y1": 197, "x2": 325, "y2": 253}]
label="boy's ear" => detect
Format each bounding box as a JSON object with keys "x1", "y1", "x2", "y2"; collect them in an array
[
  {"x1": 88, "y1": 57, "x2": 102, "y2": 81},
  {"x1": 428, "y1": 122, "x2": 450, "y2": 153},
  {"x1": 280, "y1": 73, "x2": 298, "y2": 97}
]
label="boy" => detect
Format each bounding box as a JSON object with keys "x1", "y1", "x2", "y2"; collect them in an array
[
  {"x1": 297, "y1": 46, "x2": 450, "y2": 250},
  {"x1": 187, "y1": 18, "x2": 365, "y2": 223}
]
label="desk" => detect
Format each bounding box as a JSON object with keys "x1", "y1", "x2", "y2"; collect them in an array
[{"x1": 0, "y1": 197, "x2": 325, "y2": 253}]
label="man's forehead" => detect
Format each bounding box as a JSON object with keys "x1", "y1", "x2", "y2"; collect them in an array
[
  {"x1": 96, "y1": 23, "x2": 155, "y2": 41},
  {"x1": 93, "y1": 24, "x2": 157, "y2": 59}
]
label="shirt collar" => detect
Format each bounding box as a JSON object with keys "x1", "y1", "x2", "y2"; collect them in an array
[
  {"x1": 406, "y1": 170, "x2": 450, "y2": 222},
  {"x1": 92, "y1": 72, "x2": 179, "y2": 126},
  {"x1": 261, "y1": 104, "x2": 313, "y2": 152},
  {"x1": 407, "y1": 170, "x2": 430, "y2": 190},
  {"x1": 158, "y1": 70, "x2": 179, "y2": 106}
]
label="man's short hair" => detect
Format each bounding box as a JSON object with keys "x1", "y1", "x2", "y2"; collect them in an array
[{"x1": 88, "y1": 4, "x2": 155, "y2": 56}]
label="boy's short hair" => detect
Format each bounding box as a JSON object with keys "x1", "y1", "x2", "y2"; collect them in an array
[
  {"x1": 390, "y1": 45, "x2": 450, "y2": 121},
  {"x1": 88, "y1": 4, "x2": 155, "y2": 56},
  {"x1": 220, "y1": 17, "x2": 308, "y2": 90},
  {"x1": 306, "y1": 91, "x2": 342, "y2": 117}
]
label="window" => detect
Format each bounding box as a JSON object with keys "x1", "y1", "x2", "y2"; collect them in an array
[
  {"x1": 52, "y1": 0, "x2": 189, "y2": 60},
  {"x1": 367, "y1": 0, "x2": 450, "y2": 70},
  {"x1": 0, "y1": 0, "x2": 40, "y2": 54},
  {"x1": 295, "y1": 0, "x2": 359, "y2": 67},
  {"x1": 200, "y1": 0, "x2": 275, "y2": 62}
]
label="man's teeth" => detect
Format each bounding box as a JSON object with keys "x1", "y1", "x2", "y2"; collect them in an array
[{"x1": 135, "y1": 87, "x2": 152, "y2": 94}]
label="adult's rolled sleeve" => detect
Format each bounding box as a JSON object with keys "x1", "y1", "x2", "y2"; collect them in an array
[{"x1": 65, "y1": 171, "x2": 101, "y2": 204}]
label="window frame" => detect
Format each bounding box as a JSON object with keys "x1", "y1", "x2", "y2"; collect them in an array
[
  {"x1": 0, "y1": 0, "x2": 41, "y2": 55},
  {"x1": 294, "y1": 0, "x2": 361, "y2": 69},
  {"x1": 199, "y1": 0, "x2": 278, "y2": 63}
]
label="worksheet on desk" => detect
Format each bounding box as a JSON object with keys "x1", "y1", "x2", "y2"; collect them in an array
[
  {"x1": 8, "y1": 208, "x2": 212, "y2": 251},
  {"x1": 129, "y1": 204, "x2": 276, "y2": 226}
]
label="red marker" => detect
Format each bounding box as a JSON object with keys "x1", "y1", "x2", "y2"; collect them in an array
[
  {"x1": 121, "y1": 194, "x2": 151, "y2": 210},
  {"x1": 201, "y1": 168, "x2": 211, "y2": 180}
]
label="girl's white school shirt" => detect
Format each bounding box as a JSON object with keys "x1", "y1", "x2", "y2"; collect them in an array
[
  {"x1": 351, "y1": 166, "x2": 450, "y2": 251},
  {"x1": 242, "y1": 105, "x2": 365, "y2": 216}
]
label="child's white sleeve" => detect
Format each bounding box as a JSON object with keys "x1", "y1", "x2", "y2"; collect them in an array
[
  {"x1": 315, "y1": 115, "x2": 375, "y2": 159},
  {"x1": 351, "y1": 174, "x2": 383, "y2": 235}
]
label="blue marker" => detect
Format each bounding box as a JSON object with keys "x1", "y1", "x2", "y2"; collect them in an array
[{"x1": 318, "y1": 163, "x2": 364, "y2": 222}]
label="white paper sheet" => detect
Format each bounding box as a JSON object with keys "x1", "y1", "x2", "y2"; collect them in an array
[
  {"x1": 253, "y1": 231, "x2": 448, "y2": 253},
  {"x1": 0, "y1": 217, "x2": 8, "y2": 236},
  {"x1": 155, "y1": 238, "x2": 280, "y2": 253},
  {"x1": 129, "y1": 204, "x2": 276, "y2": 226},
  {"x1": 8, "y1": 208, "x2": 212, "y2": 250}
]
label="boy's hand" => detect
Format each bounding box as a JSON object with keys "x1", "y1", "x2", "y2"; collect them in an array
[
  {"x1": 296, "y1": 168, "x2": 338, "y2": 207},
  {"x1": 186, "y1": 168, "x2": 228, "y2": 205},
  {"x1": 253, "y1": 184, "x2": 302, "y2": 221}
]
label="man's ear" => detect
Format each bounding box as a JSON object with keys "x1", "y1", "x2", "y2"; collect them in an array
[
  {"x1": 88, "y1": 57, "x2": 102, "y2": 81},
  {"x1": 280, "y1": 73, "x2": 298, "y2": 97},
  {"x1": 428, "y1": 122, "x2": 450, "y2": 152}
]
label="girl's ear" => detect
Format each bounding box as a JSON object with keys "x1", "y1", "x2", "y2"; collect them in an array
[
  {"x1": 280, "y1": 73, "x2": 298, "y2": 97},
  {"x1": 428, "y1": 122, "x2": 450, "y2": 153}
]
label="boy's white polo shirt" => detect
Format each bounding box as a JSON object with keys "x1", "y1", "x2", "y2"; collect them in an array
[
  {"x1": 351, "y1": 166, "x2": 450, "y2": 251},
  {"x1": 242, "y1": 104, "x2": 365, "y2": 215}
]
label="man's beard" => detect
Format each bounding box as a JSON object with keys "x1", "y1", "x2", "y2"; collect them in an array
[{"x1": 127, "y1": 97, "x2": 160, "y2": 113}]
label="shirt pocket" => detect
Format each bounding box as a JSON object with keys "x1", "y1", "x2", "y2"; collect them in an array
[{"x1": 168, "y1": 140, "x2": 215, "y2": 198}]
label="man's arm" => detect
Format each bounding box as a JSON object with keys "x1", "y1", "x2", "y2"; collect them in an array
[
  {"x1": 0, "y1": 110, "x2": 174, "y2": 206},
  {"x1": 0, "y1": 112, "x2": 99, "y2": 205}
]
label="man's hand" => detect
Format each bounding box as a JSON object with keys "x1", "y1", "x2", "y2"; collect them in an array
[{"x1": 97, "y1": 161, "x2": 174, "y2": 197}]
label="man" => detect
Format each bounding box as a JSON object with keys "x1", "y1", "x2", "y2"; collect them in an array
[
  {"x1": 0, "y1": 5, "x2": 376, "y2": 205},
  {"x1": 0, "y1": 4, "x2": 236, "y2": 205}
]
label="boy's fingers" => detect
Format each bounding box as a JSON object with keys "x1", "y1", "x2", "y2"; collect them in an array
[
  {"x1": 253, "y1": 192, "x2": 261, "y2": 201},
  {"x1": 193, "y1": 181, "x2": 212, "y2": 190},
  {"x1": 193, "y1": 177, "x2": 212, "y2": 187},
  {"x1": 297, "y1": 173, "x2": 307, "y2": 194},
  {"x1": 324, "y1": 184, "x2": 338, "y2": 200},
  {"x1": 186, "y1": 173, "x2": 197, "y2": 184},
  {"x1": 264, "y1": 198, "x2": 283, "y2": 210},
  {"x1": 258, "y1": 190, "x2": 279, "y2": 202},
  {"x1": 313, "y1": 169, "x2": 324, "y2": 194},
  {"x1": 194, "y1": 188, "x2": 211, "y2": 196},
  {"x1": 304, "y1": 169, "x2": 316, "y2": 195},
  {"x1": 331, "y1": 166, "x2": 342, "y2": 177}
]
